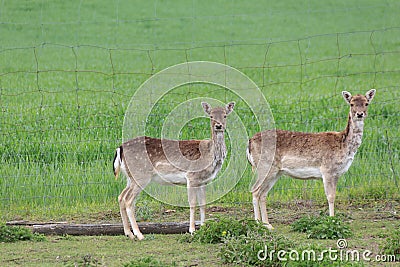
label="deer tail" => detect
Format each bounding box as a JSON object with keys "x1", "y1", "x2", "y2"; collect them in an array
[
  {"x1": 113, "y1": 146, "x2": 123, "y2": 180},
  {"x1": 246, "y1": 140, "x2": 255, "y2": 172}
]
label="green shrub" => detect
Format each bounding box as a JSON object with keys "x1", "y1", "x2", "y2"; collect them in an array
[
  {"x1": 180, "y1": 217, "x2": 359, "y2": 266},
  {"x1": 135, "y1": 200, "x2": 154, "y2": 222},
  {"x1": 381, "y1": 228, "x2": 400, "y2": 261},
  {"x1": 183, "y1": 217, "x2": 268, "y2": 244},
  {"x1": 0, "y1": 223, "x2": 46, "y2": 242},
  {"x1": 291, "y1": 214, "x2": 353, "y2": 239},
  {"x1": 219, "y1": 230, "x2": 294, "y2": 266},
  {"x1": 220, "y1": 231, "x2": 363, "y2": 267},
  {"x1": 291, "y1": 215, "x2": 321, "y2": 233}
]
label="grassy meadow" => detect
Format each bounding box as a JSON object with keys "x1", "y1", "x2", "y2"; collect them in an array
[{"x1": 1, "y1": 0, "x2": 399, "y2": 224}]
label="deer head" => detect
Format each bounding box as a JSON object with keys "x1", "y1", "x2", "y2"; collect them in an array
[
  {"x1": 342, "y1": 89, "x2": 376, "y2": 121},
  {"x1": 202, "y1": 102, "x2": 235, "y2": 135}
]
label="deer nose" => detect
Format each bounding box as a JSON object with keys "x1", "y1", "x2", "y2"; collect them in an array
[
  {"x1": 215, "y1": 124, "x2": 223, "y2": 130},
  {"x1": 356, "y1": 112, "x2": 364, "y2": 118}
]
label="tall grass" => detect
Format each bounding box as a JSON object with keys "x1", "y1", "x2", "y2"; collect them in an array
[{"x1": 1, "y1": 0, "x2": 399, "y2": 221}]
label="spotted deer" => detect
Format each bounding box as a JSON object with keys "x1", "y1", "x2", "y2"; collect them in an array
[
  {"x1": 113, "y1": 102, "x2": 235, "y2": 240},
  {"x1": 247, "y1": 90, "x2": 376, "y2": 229}
]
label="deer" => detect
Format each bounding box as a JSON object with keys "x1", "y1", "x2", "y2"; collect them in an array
[
  {"x1": 113, "y1": 101, "x2": 235, "y2": 240},
  {"x1": 247, "y1": 89, "x2": 376, "y2": 229}
]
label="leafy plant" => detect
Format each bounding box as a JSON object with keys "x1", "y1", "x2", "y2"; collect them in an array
[
  {"x1": 291, "y1": 214, "x2": 353, "y2": 239},
  {"x1": 181, "y1": 217, "x2": 268, "y2": 244},
  {"x1": 291, "y1": 215, "x2": 321, "y2": 233},
  {"x1": 0, "y1": 223, "x2": 46, "y2": 243},
  {"x1": 307, "y1": 216, "x2": 353, "y2": 239},
  {"x1": 219, "y1": 230, "x2": 294, "y2": 266},
  {"x1": 182, "y1": 217, "x2": 359, "y2": 266},
  {"x1": 381, "y1": 228, "x2": 400, "y2": 261},
  {"x1": 135, "y1": 200, "x2": 154, "y2": 221},
  {"x1": 220, "y1": 230, "x2": 363, "y2": 266}
]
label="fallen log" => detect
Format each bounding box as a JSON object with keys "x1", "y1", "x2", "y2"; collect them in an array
[{"x1": 7, "y1": 221, "x2": 200, "y2": 236}]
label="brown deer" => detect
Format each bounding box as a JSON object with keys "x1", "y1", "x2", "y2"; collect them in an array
[
  {"x1": 113, "y1": 101, "x2": 235, "y2": 240},
  {"x1": 247, "y1": 89, "x2": 376, "y2": 229}
]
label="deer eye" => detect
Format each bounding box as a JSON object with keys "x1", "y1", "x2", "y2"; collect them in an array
[
  {"x1": 350, "y1": 104, "x2": 354, "y2": 107},
  {"x1": 210, "y1": 116, "x2": 213, "y2": 119},
  {"x1": 224, "y1": 115, "x2": 227, "y2": 118},
  {"x1": 365, "y1": 103, "x2": 369, "y2": 106}
]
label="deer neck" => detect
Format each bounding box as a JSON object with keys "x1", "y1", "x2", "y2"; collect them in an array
[
  {"x1": 343, "y1": 112, "x2": 364, "y2": 152},
  {"x1": 212, "y1": 131, "x2": 227, "y2": 162}
]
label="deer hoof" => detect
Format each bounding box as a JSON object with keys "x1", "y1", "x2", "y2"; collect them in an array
[
  {"x1": 264, "y1": 223, "x2": 274, "y2": 230},
  {"x1": 125, "y1": 232, "x2": 135, "y2": 240},
  {"x1": 136, "y1": 233, "x2": 145, "y2": 240}
]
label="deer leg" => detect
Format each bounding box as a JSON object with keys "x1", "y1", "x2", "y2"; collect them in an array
[
  {"x1": 118, "y1": 187, "x2": 135, "y2": 240},
  {"x1": 322, "y1": 174, "x2": 339, "y2": 217},
  {"x1": 258, "y1": 170, "x2": 280, "y2": 229},
  {"x1": 251, "y1": 167, "x2": 280, "y2": 227},
  {"x1": 252, "y1": 171, "x2": 266, "y2": 221},
  {"x1": 187, "y1": 185, "x2": 197, "y2": 234},
  {"x1": 122, "y1": 183, "x2": 145, "y2": 240},
  {"x1": 196, "y1": 185, "x2": 206, "y2": 225},
  {"x1": 252, "y1": 189, "x2": 262, "y2": 221}
]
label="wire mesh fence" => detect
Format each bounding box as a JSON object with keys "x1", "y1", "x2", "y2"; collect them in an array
[{"x1": 1, "y1": 1, "x2": 399, "y2": 220}]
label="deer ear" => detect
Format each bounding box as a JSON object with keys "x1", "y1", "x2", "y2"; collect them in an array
[
  {"x1": 365, "y1": 89, "x2": 376, "y2": 102},
  {"x1": 225, "y1": 102, "x2": 235, "y2": 115},
  {"x1": 202, "y1": 102, "x2": 212, "y2": 115},
  {"x1": 342, "y1": 91, "x2": 352, "y2": 104}
]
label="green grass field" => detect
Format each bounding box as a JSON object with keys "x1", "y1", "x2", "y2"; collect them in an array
[
  {"x1": 1, "y1": 0, "x2": 399, "y2": 224},
  {"x1": 1, "y1": 204, "x2": 399, "y2": 266},
  {"x1": 1, "y1": 1, "x2": 400, "y2": 266}
]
